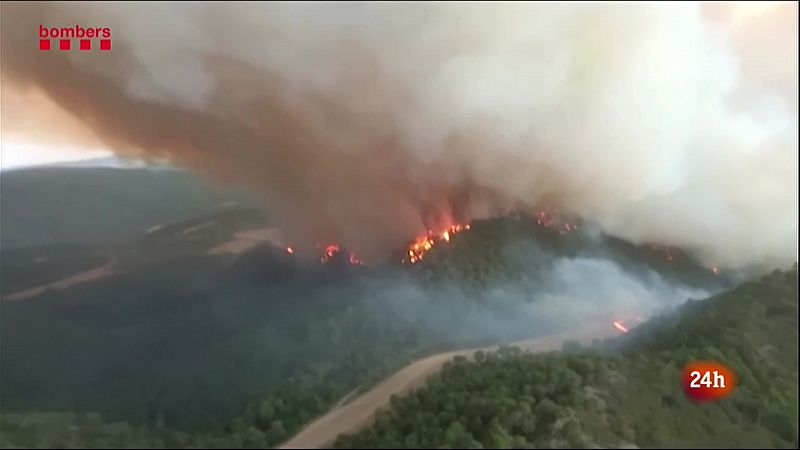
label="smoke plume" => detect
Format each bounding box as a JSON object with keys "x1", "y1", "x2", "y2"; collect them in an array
[{"x1": 2, "y1": 2, "x2": 796, "y2": 268}]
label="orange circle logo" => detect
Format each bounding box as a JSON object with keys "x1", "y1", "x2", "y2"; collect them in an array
[{"x1": 682, "y1": 361, "x2": 737, "y2": 402}]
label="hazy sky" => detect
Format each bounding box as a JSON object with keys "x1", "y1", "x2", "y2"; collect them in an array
[
  {"x1": 1, "y1": 85, "x2": 112, "y2": 170},
  {"x1": 1, "y1": 138, "x2": 110, "y2": 170},
  {"x1": 1, "y1": 1, "x2": 794, "y2": 174}
]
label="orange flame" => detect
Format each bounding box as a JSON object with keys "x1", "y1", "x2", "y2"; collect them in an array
[
  {"x1": 404, "y1": 223, "x2": 471, "y2": 264},
  {"x1": 320, "y1": 244, "x2": 340, "y2": 263},
  {"x1": 613, "y1": 316, "x2": 644, "y2": 334},
  {"x1": 613, "y1": 321, "x2": 629, "y2": 333}
]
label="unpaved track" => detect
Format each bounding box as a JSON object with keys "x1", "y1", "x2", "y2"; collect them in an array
[
  {"x1": 4, "y1": 257, "x2": 119, "y2": 301},
  {"x1": 207, "y1": 228, "x2": 284, "y2": 255},
  {"x1": 281, "y1": 321, "x2": 618, "y2": 449}
]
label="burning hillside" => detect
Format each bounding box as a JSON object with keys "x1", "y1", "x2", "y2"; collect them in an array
[
  {"x1": 279, "y1": 206, "x2": 724, "y2": 281},
  {"x1": 300, "y1": 207, "x2": 577, "y2": 266},
  {"x1": 404, "y1": 224, "x2": 471, "y2": 264}
]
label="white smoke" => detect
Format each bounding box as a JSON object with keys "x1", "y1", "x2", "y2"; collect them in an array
[{"x1": 1, "y1": 2, "x2": 796, "y2": 269}]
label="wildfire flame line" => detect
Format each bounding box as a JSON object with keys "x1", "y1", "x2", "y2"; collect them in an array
[
  {"x1": 404, "y1": 223, "x2": 470, "y2": 264},
  {"x1": 282, "y1": 209, "x2": 720, "y2": 275}
]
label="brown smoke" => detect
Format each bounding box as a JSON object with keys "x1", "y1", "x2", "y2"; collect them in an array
[{"x1": 2, "y1": 2, "x2": 797, "y2": 267}]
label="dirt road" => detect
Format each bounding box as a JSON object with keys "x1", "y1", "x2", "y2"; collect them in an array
[
  {"x1": 4, "y1": 257, "x2": 119, "y2": 301},
  {"x1": 281, "y1": 321, "x2": 618, "y2": 449},
  {"x1": 207, "y1": 227, "x2": 284, "y2": 255}
]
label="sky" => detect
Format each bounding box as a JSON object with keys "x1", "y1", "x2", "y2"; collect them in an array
[
  {"x1": 1, "y1": 138, "x2": 111, "y2": 170},
  {"x1": 1, "y1": 2, "x2": 795, "y2": 173},
  {"x1": 1, "y1": 84, "x2": 112, "y2": 170}
]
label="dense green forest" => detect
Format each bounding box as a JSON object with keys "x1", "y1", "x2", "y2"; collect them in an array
[
  {"x1": 2, "y1": 262, "x2": 793, "y2": 448},
  {"x1": 335, "y1": 266, "x2": 798, "y2": 449}
]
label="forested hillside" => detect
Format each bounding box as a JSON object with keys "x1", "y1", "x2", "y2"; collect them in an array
[
  {"x1": 2, "y1": 267, "x2": 794, "y2": 448},
  {"x1": 0, "y1": 167, "x2": 261, "y2": 249},
  {"x1": 335, "y1": 266, "x2": 798, "y2": 449},
  {"x1": 0, "y1": 207, "x2": 773, "y2": 449},
  {"x1": 404, "y1": 215, "x2": 724, "y2": 290}
]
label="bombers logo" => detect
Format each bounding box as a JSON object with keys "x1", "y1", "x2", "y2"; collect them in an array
[{"x1": 39, "y1": 25, "x2": 111, "y2": 51}]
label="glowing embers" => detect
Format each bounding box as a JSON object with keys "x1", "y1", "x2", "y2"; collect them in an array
[
  {"x1": 348, "y1": 253, "x2": 364, "y2": 266},
  {"x1": 535, "y1": 209, "x2": 578, "y2": 234},
  {"x1": 404, "y1": 223, "x2": 471, "y2": 264},
  {"x1": 319, "y1": 243, "x2": 364, "y2": 266},
  {"x1": 282, "y1": 242, "x2": 364, "y2": 265},
  {"x1": 321, "y1": 244, "x2": 340, "y2": 263},
  {"x1": 648, "y1": 243, "x2": 721, "y2": 275},
  {"x1": 648, "y1": 244, "x2": 677, "y2": 262}
]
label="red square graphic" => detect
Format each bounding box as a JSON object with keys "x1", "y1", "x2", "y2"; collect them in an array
[
  {"x1": 100, "y1": 39, "x2": 111, "y2": 51},
  {"x1": 80, "y1": 39, "x2": 91, "y2": 50},
  {"x1": 39, "y1": 39, "x2": 50, "y2": 50},
  {"x1": 59, "y1": 39, "x2": 70, "y2": 50}
]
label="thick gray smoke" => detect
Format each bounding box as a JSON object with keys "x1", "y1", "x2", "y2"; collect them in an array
[
  {"x1": 354, "y1": 248, "x2": 712, "y2": 346},
  {"x1": 1, "y1": 2, "x2": 797, "y2": 268}
]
